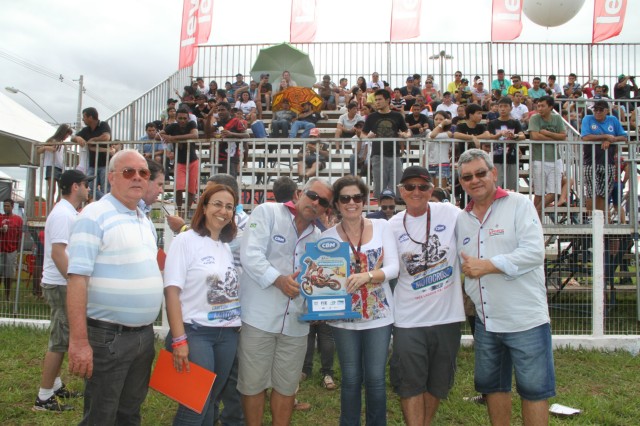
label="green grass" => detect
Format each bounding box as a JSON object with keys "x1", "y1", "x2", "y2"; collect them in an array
[{"x1": 1, "y1": 326, "x2": 640, "y2": 425}]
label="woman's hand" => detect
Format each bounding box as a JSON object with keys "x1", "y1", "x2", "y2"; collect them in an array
[
  {"x1": 173, "y1": 343, "x2": 190, "y2": 373},
  {"x1": 345, "y1": 272, "x2": 370, "y2": 293}
]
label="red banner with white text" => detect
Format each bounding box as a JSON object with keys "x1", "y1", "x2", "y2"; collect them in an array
[
  {"x1": 390, "y1": 0, "x2": 421, "y2": 41},
  {"x1": 592, "y1": 0, "x2": 626, "y2": 43},
  {"x1": 491, "y1": 0, "x2": 522, "y2": 41},
  {"x1": 197, "y1": 0, "x2": 214, "y2": 44},
  {"x1": 290, "y1": 0, "x2": 317, "y2": 43},
  {"x1": 179, "y1": 0, "x2": 214, "y2": 69}
]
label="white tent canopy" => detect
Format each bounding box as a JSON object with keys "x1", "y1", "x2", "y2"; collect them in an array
[{"x1": 0, "y1": 92, "x2": 55, "y2": 166}]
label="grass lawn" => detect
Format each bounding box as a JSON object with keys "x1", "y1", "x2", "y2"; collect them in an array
[{"x1": 1, "y1": 325, "x2": 639, "y2": 425}]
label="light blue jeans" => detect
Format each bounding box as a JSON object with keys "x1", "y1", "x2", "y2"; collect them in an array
[
  {"x1": 165, "y1": 324, "x2": 239, "y2": 426},
  {"x1": 87, "y1": 166, "x2": 108, "y2": 200},
  {"x1": 330, "y1": 324, "x2": 392, "y2": 426},
  {"x1": 289, "y1": 121, "x2": 316, "y2": 138}
]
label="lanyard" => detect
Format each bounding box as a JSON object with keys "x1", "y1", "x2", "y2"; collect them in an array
[
  {"x1": 341, "y1": 218, "x2": 364, "y2": 273},
  {"x1": 402, "y1": 204, "x2": 431, "y2": 255}
]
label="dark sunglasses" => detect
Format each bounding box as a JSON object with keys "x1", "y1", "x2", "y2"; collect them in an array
[
  {"x1": 460, "y1": 169, "x2": 490, "y2": 182},
  {"x1": 380, "y1": 205, "x2": 395, "y2": 210},
  {"x1": 338, "y1": 194, "x2": 364, "y2": 204},
  {"x1": 305, "y1": 190, "x2": 330, "y2": 208},
  {"x1": 115, "y1": 167, "x2": 151, "y2": 180},
  {"x1": 400, "y1": 183, "x2": 431, "y2": 192}
]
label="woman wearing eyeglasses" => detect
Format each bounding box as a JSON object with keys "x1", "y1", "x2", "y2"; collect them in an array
[
  {"x1": 163, "y1": 184, "x2": 240, "y2": 425},
  {"x1": 321, "y1": 175, "x2": 399, "y2": 426}
]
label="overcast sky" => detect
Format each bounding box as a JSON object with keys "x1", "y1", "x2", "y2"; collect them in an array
[{"x1": 2, "y1": 0, "x2": 638, "y2": 127}]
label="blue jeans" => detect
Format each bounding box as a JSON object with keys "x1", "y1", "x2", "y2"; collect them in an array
[
  {"x1": 80, "y1": 325, "x2": 155, "y2": 426},
  {"x1": 474, "y1": 320, "x2": 556, "y2": 401},
  {"x1": 303, "y1": 322, "x2": 335, "y2": 377},
  {"x1": 370, "y1": 155, "x2": 403, "y2": 200},
  {"x1": 289, "y1": 121, "x2": 316, "y2": 138},
  {"x1": 331, "y1": 325, "x2": 392, "y2": 426},
  {"x1": 250, "y1": 121, "x2": 267, "y2": 138},
  {"x1": 87, "y1": 166, "x2": 108, "y2": 200},
  {"x1": 165, "y1": 324, "x2": 239, "y2": 426},
  {"x1": 214, "y1": 354, "x2": 244, "y2": 426}
]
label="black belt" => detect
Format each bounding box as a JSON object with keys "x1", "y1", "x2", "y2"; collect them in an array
[{"x1": 87, "y1": 318, "x2": 152, "y2": 333}]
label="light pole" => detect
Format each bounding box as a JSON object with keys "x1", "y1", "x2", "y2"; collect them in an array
[
  {"x1": 428, "y1": 51, "x2": 454, "y2": 94},
  {"x1": 5, "y1": 86, "x2": 59, "y2": 125}
]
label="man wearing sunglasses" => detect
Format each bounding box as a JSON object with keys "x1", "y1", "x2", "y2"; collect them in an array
[
  {"x1": 456, "y1": 148, "x2": 553, "y2": 426},
  {"x1": 388, "y1": 166, "x2": 465, "y2": 425},
  {"x1": 366, "y1": 189, "x2": 396, "y2": 220},
  {"x1": 238, "y1": 178, "x2": 333, "y2": 426},
  {"x1": 66, "y1": 149, "x2": 163, "y2": 424}
]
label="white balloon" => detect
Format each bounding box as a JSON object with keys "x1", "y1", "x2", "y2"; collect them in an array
[{"x1": 523, "y1": 0, "x2": 586, "y2": 28}]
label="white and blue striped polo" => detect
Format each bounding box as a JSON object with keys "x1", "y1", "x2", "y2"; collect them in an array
[{"x1": 67, "y1": 194, "x2": 163, "y2": 327}]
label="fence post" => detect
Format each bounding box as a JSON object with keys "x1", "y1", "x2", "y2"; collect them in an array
[{"x1": 592, "y1": 210, "x2": 605, "y2": 337}]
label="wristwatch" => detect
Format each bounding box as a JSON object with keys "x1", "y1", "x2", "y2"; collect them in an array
[{"x1": 367, "y1": 271, "x2": 374, "y2": 283}]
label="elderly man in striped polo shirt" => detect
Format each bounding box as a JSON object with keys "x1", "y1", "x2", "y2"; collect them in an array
[{"x1": 67, "y1": 149, "x2": 164, "y2": 425}]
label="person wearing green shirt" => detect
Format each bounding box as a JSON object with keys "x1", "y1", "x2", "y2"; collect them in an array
[{"x1": 528, "y1": 96, "x2": 567, "y2": 217}]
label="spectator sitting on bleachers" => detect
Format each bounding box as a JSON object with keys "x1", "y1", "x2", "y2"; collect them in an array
[
  {"x1": 400, "y1": 76, "x2": 420, "y2": 111},
  {"x1": 528, "y1": 77, "x2": 547, "y2": 100},
  {"x1": 453, "y1": 103, "x2": 490, "y2": 151},
  {"x1": 160, "y1": 98, "x2": 178, "y2": 123},
  {"x1": 508, "y1": 75, "x2": 529, "y2": 100},
  {"x1": 335, "y1": 102, "x2": 364, "y2": 152},
  {"x1": 297, "y1": 129, "x2": 329, "y2": 182},
  {"x1": 175, "y1": 85, "x2": 196, "y2": 107},
  {"x1": 205, "y1": 80, "x2": 218, "y2": 100},
  {"x1": 487, "y1": 97, "x2": 525, "y2": 190},
  {"x1": 213, "y1": 102, "x2": 249, "y2": 178},
  {"x1": 510, "y1": 91, "x2": 530, "y2": 129},
  {"x1": 313, "y1": 75, "x2": 339, "y2": 110},
  {"x1": 563, "y1": 73, "x2": 581, "y2": 93},
  {"x1": 547, "y1": 75, "x2": 563, "y2": 97},
  {"x1": 195, "y1": 77, "x2": 206, "y2": 95},
  {"x1": 451, "y1": 105, "x2": 467, "y2": 126},
  {"x1": 336, "y1": 78, "x2": 352, "y2": 109},
  {"x1": 455, "y1": 78, "x2": 474, "y2": 106},
  {"x1": 447, "y1": 70, "x2": 463, "y2": 94},
  {"x1": 471, "y1": 80, "x2": 489, "y2": 107},
  {"x1": 235, "y1": 91, "x2": 257, "y2": 123},
  {"x1": 289, "y1": 102, "x2": 325, "y2": 139},
  {"x1": 406, "y1": 103, "x2": 429, "y2": 136},
  {"x1": 422, "y1": 77, "x2": 441, "y2": 105},
  {"x1": 257, "y1": 74, "x2": 272, "y2": 119},
  {"x1": 492, "y1": 69, "x2": 510, "y2": 96},
  {"x1": 390, "y1": 88, "x2": 406, "y2": 111},
  {"x1": 231, "y1": 73, "x2": 249, "y2": 102},
  {"x1": 271, "y1": 99, "x2": 296, "y2": 139},
  {"x1": 140, "y1": 122, "x2": 164, "y2": 163},
  {"x1": 436, "y1": 91, "x2": 459, "y2": 117},
  {"x1": 192, "y1": 94, "x2": 210, "y2": 130}
]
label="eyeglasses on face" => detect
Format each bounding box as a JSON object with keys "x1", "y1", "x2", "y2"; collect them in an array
[
  {"x1": 305, "y1": 190, "x2": 330, "y2": 208},
  {"x1": 460, "y1": 169, "x2": 490, "y2": 182},
  {"x1": 399, "y1": 183, "x2": 431, "y2": 192},
  {"x1": 338, "y1": 194, "x2": 364, "y2": 204},
  {"x1": 115, "y1": 168, "x2": 151, "y2": 180},
  {"x1": 208, "y1": 200, "x2": 235, "y2": 212},
  {"x1": 380, "y1": 205, "x2": 395, "y2": 210}
]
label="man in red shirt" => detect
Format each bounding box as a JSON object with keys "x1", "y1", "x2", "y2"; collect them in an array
[{"x1": 1, "y1": 198, "x2": 23, "y2": 301}]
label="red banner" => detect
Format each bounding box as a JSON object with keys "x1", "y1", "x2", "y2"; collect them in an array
[
  {"x1": 390, "y1": 0, "x2": 421, "y2": 41},
  {"x1": 491, "y1": 0, "x2": 522, "y2": 42},
  {"x1": 179, "y1": 0, "x2": 199, "y2": 69},
  {"x1": 178, "y1": 0, "x2": 214, "y2": 69},
  {"x1": 593, "y1": 0, "x2": 627, "y2": 43},
  {"x1": 197, "y1": 0, "x2": 214, "y2": 44},
  {"x1": 290, "y1": 0, "x2": 317, "y2": 43}
]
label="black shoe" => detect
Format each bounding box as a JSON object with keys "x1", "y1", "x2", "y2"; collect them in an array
[
  {"x1": 54, "y1": 384, "x2": 81, "y2": 399},
  {"x1": 33, "y1": 395, "x2": 74, "y2": 412}
]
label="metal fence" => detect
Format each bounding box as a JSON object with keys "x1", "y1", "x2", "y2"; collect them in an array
[{"x1": 3, "y1": 134, "x2": 640, "y2": 346}]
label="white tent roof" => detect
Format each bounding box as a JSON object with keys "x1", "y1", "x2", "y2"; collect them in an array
[{"x1": 0, "y1": 92, "x2": 55, "y2": 166}]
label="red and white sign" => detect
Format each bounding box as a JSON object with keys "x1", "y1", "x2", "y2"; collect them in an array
[
  {"x1": 178, "y1": 0, "x2": 214, "y2": 70},
  {"x1": 592, "y1": 0, "x2": 627, "y2": 43},
  {"x1": 390, "y1": 0, "x2": 421, "y2": 41},
  {"x1": 491, "y1": 0, "x2": 522, "y2": 41},
  {"x1": 290, "y1": 0, "x2": 317, "y2": 43}
]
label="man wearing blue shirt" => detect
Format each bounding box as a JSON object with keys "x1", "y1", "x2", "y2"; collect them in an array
[{"x1": 580, "y1": 100, "x2": 628, "y2": 215}]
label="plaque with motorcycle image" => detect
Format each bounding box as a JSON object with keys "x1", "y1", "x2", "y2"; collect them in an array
[{"x1": 298, "y1": 238, "x2": 361, "y2": 321}]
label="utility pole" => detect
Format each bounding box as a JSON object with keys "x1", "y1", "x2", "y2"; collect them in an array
[{"x1": 75, "y1": 75, "x2": 84, "y2": 129}]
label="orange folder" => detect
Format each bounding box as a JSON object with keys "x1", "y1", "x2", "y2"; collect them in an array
[{"x1": 149, "y1": 349, "x2": 216, "y2": 414}]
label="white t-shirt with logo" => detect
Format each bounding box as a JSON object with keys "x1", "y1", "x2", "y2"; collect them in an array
[
  {"x1": 164, "y1": 229, "x2": 240, "y2": 327},
  {"x1": 388, "y1": 202, "x2": 465, "y2": 328}
]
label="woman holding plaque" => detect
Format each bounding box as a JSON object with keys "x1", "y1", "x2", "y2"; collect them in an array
[
  {"x1": 321, "y1": 175, "x2": 399, "y2": 426},
  {"x1": 164, "y1": 184, "x2": 240, "y2": 425}
]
